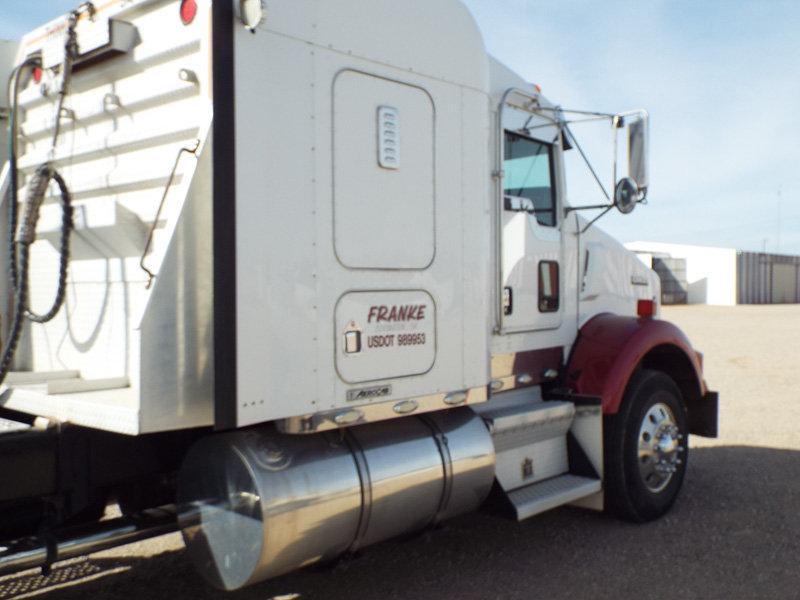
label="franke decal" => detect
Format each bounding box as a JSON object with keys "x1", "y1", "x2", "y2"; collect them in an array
[
  {"x1": 347, "y1": 385, "x2": 392, "y2": 402},
  {"x1": 367, "y1": 305, "x2": 427, "y2": 323}
]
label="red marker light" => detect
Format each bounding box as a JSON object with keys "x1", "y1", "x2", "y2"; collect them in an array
[
  {"x1": 180, "y1": 0, "x2": 197, "y2": 25},
  {"x1": 32, "y1": 66, "x2": 43, "y2": 83},
  {"x1": 637, "y1": 299, "x2": 655, "y2": 318}
]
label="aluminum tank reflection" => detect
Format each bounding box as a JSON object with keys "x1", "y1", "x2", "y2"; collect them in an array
[{"x1": 178, "y1": 408, "x2": 495, "y2": 590}]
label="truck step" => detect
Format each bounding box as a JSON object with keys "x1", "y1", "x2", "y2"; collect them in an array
[
  {"x1": 481, "y1": 399, "x2": 576, "y2": 492},
  {"x1": 507, "y1": 474, "x2": 601, "y2": 521}
]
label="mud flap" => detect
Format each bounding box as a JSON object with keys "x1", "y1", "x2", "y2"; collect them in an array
[{"x1": 689, "y1": 391, "x2": 719, "y2": 438}]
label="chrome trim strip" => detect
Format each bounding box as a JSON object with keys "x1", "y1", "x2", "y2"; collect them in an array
[
  {"x1": 490, "y1": 348, "x2": 563, "y2": 394},
  {"x1": 276, "y1": 385, "x2": 489, "y2": 434}
]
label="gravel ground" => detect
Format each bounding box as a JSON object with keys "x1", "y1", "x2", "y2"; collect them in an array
[{"x1": 2, "y1": 305, "x2": 799, "y2": 599}]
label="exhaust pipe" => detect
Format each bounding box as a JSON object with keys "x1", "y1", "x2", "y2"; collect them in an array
[{"x1": 178, "y1": 408, "x2": 495, "y2": 590}]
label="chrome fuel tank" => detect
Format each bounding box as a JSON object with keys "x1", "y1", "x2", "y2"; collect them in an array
[{"x1": 178, "y1": 408, "x2": 495, "y2": 590}]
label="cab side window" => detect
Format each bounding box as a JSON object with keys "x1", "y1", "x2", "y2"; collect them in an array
[{"x1": 503, "y1": 131, "x2": 557, "y2": 227}]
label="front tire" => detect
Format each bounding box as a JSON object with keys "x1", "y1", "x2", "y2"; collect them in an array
[{"x1": 604, "y1": 369, "x2": 689, "y2": 522}]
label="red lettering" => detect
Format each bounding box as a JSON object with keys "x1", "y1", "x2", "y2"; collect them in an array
[{"x1": 366, "y1": 304, "x2": 428, "y2": 324}]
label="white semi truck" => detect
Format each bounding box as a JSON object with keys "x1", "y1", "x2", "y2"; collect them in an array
[{"x1": 0, "y1": 0, "x2": 718, "y2": 591}]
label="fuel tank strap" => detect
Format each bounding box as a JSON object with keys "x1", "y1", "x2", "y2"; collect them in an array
[
  {"x1": 418, "y1": 414, "x2": 454, "y2": 526},
  {"x1": 342, "y1": 430, "x2": 372, "y2": 553}
]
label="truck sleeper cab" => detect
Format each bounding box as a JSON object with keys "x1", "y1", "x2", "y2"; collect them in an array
[{"x1": 0, "y1": 0, "x2": 718, "y2": 589}]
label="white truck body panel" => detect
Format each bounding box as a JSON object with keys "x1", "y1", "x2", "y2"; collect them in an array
[
  {"x1": 488, "y1": 59, "x2": 579, "y2": 371},
  {"x1": 231, "y1": 0, "x2": 492, "y2": 427}
]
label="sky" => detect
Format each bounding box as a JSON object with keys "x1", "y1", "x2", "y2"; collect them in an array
[{"x1": 2, "y1": 0, "x2": 799, "y2": 254}]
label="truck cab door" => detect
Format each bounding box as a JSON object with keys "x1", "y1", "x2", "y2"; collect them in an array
[{"x1": 499, "y1": 127, "x2": 564, "y2": 333}]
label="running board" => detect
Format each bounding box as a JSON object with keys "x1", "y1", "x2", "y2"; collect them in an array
[{"x1": 507, "y1": 474, "x2": 601, "y2": 521}]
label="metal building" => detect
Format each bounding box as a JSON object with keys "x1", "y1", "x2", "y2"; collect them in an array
[
  {"x1": 625, "y1": 242, "x2": 738, "y2": 305},
  {"x1": 737, "y1": 252, "x2": 800, "y2": 304},
  {"x1": 627, "y1": 242, "x2": 800, "y2": 306},
  {"x1": 652, "y1": 257, "x2": 688, "y2": 305}
]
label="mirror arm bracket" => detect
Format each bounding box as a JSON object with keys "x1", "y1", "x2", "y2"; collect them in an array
[
  {"x1": 564, "y1": 203, "x2": 614, "y2": 215},
  {"x1": 575, "y1": 205, "x2": 614, "y2": 234},
  {"x1": 563, "y1": 203, "x2": 614, "y2": 235}
]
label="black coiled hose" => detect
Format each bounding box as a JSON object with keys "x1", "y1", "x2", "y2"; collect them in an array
[
  {"x1": 20, "y1": 166, "x2": 73, "y2": 324},
  {"x1": 0, "y1": 9, "x2": 79, "y2": 387},
  {"x1": 0, "y1": 165, "x2": 73, "y2": 384},
  {"x1": 6, "y1": 57, "x2": 40, "y2": 290}
]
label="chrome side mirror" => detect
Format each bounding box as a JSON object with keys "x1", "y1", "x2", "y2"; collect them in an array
[
  {"x1": 614, "y1": 177, "x2": 638, "y2": 214},
  {"x1": 628, "y1": 112, "x2": 649, "y2": 192}
]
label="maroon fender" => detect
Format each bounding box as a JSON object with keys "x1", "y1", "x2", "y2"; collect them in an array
[{"x1": 566, "y1": 313, "x2": 706, "y2": 415}]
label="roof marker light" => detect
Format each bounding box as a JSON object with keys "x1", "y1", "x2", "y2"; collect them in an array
[
  {"x1": 32, "y1": 67, "x2": 43, "y2": 84},
  {"x1": 180, "y1": 0, "x2": 197, "y2": 25}
]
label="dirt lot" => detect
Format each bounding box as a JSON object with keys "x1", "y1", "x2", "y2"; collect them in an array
[{"x1": 2, "y1": 305, "x2": 799, "y2": 599}]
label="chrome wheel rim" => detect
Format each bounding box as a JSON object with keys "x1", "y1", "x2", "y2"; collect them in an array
[{"x1": 637, "y1": 401, "x2": 683, "y2": 493}]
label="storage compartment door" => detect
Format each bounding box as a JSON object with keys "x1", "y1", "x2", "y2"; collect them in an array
[{"x1": 333, "y1": 70, "x2": 435, "y2": 270}]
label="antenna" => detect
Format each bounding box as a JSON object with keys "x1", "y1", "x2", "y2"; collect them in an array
[{"x1": 776, "y1": 186, "x2": 782, "y2": 253}]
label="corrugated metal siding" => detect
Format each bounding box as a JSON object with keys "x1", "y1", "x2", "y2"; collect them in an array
[
  {"x1": 653, "y1": 257, "x2": 688, "y2": 305},
  {"x1": 737, "y1": 252, "x2": 800, "y2": 304}
]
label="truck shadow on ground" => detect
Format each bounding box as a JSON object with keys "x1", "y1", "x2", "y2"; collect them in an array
[{"x1": 2, "y1": 444, "x2": 798, "y2": 600}]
